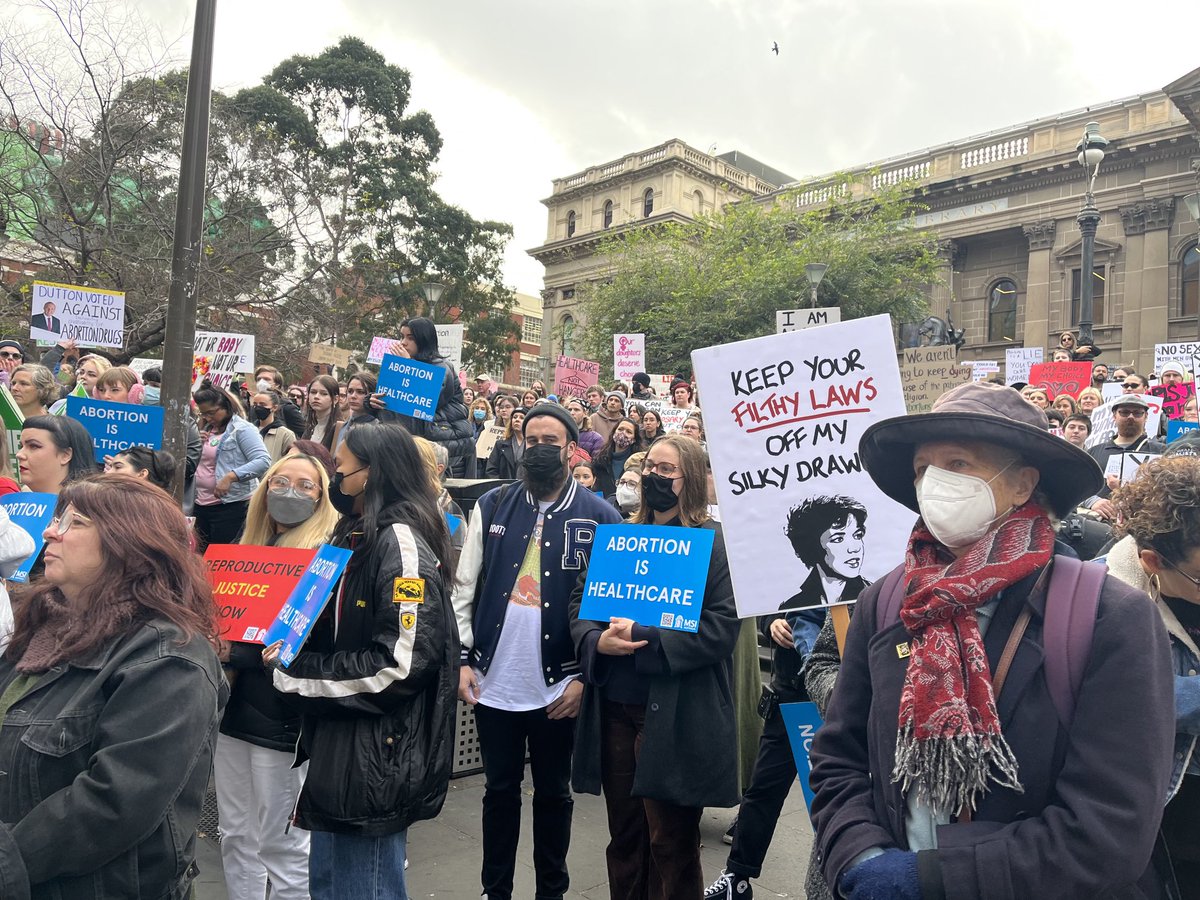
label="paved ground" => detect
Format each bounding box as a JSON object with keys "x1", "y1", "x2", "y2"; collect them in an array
[{"x1": 195, "y1": 771, "x2": 814, "y2": 898}]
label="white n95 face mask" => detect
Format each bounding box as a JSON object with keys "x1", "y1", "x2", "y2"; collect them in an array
[{"x1": 916, "y1": 463, "x2": 1014, "y2": 549}]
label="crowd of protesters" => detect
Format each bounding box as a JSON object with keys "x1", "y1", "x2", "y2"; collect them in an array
[{"x1": 0, "y1": 319, "x2": 1194, "y2": 900}]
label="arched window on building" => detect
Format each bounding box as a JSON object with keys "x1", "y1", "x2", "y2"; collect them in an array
[
  {"x1": 1182, "y1": 245, "x2": 1199, "y2": 318},
  {"x1": 566, "y1": 210, "x2": 576, "y2": 238},
  {"x1": 561, "y1": 315, "x2": 576, "y2": 357},
  {"x1": 643, "y1": 188, "x2": 654, "y2": 218},
  {"x1": 693, "y1": 190, "x2": 705, "y2": 216},
  {"x1": 603, "y1": 200, "x2": 613, "y2": 229},
  {"x1": 987, "y1": 278, "x2": 1018, "y2": 343}
]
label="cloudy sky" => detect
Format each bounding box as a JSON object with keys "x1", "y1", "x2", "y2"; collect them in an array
[{"x1": 139, "y1": 0, "x2": 1200, "y2": 294}]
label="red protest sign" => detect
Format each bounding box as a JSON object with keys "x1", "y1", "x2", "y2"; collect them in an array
[
  {"x1": 203, "y1": 544, "x2": 318, "y2": 643},
  {"x1": 554, "y1": 355, "x2": 601, "y2": 398},
  {"x1": 1149, "y1": 382, "x2": 1196, "y2": 420},
  {"x1": 1028, "y1": 361, "x2": 1093, "y2": 399}
]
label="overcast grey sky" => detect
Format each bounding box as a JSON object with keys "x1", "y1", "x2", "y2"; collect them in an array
[{"x1": 148, "y1": 0, "x2": 1196, "y2": 295}]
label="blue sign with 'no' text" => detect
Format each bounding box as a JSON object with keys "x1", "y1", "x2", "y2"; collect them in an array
[
  {"x1": 1167, "y1": 419, "x2": 1199, "y2": 443},
  {"x1": 262, "y1": 543, "x2": 353, "y2": 667},
  {"x1": 0, "y1": 493, "x2": 56, "y2": 583},
  {"x1": 66, "y1": 396, "x2": 164, "y2": 462},
  {"x1": 579, "y1": 524, "x2": 714, "y2": 633},
  {"x1": 779, "y1": 701, "x2": 825, "y2": 815},
  {"x1": 376, "y1": 354, "x2": 444, "y2": 422}
]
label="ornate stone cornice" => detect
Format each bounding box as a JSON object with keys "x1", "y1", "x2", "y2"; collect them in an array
[
  {"x1": 1119, "y1": 196, "x2": 1176, "y2": 235},
  {"x1": 1023, "y1": 221, "x2": 1057, "y2": 251}
]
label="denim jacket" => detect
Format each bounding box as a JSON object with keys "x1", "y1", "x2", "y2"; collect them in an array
[
  {"x1": 0, "y1": 620, "x2": 227, "y2": 899},
  {"x1": 211, "y1": 415, "x2": 271, "y2": 503}
]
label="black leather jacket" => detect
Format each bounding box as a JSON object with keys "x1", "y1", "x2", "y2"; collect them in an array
[
  {"x1": 0, "y1": 620, "x2": 227, "y2": 900},
  {"x1": 378, "y1": 357, "x2": 473, "y2": 468}
]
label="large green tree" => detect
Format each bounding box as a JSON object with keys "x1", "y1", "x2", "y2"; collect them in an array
[{"x1": 577, "y1": 178, "x2": 943, "y2": 378}]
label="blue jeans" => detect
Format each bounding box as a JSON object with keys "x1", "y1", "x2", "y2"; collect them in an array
[{"x1": 309, "y1": 830, "x2": 408, "y2": 900}]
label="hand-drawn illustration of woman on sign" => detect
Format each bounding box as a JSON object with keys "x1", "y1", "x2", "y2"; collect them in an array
[{"x1": 779, "y1": 495, "x2": 870, "y2": 610}]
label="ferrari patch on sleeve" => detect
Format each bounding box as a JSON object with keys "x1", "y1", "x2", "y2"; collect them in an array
[
  {"x1": 401, "y1": 612, "x2": 417, "y2": 631},
  {"x1": 393, "y1": 577, "x2": 425, "y2": 604}
]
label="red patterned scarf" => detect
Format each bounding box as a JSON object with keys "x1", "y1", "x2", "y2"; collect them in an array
[{"x1": 891, "y1": 503, "x2": 1054, "y2": 812}]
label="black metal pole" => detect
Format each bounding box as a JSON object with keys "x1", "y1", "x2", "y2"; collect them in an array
[
  {"x1": 1077, "y1": 196, "x2": 1099, "y2": 349},
  {"x1": 161, "y1": 0, "x2": 217, "y2": 502}
]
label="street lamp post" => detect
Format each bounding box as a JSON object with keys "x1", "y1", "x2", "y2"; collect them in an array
[
  {"x1": 418, "y1": 282, "x2": 446, "y2": 311},
  {"x1": 805, "y1": 262, "x2": 829, "y2": 308},
  {"x1": 1075, "y1": 122, "x2": 1108, "y2": 348},
  {"x1": 1182, "y1": 192, "x2": 1200, "y2": 341}
]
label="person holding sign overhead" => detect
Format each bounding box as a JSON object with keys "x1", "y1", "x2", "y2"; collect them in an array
[
  {"x1": 570, "y1": 433, "x2": 741, "y2": 899},
  {"x1": 265, "y1": 423, "x2": 458, "y2": 900},
  {"x1": 216, "y1": 453, "x2": 341, "y2": 900}
]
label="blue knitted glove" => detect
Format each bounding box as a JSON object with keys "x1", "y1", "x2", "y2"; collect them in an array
[{"x1": 839, "y1": 849, "x2": 921, "y2": 900}]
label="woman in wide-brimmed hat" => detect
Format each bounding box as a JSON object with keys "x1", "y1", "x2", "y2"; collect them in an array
[{"x1": 809, "y1": 380, "x2": 1176, "y2": 900}]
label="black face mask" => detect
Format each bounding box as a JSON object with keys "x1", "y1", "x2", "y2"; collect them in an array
[
  {"x1": 329, "y1": 467, "x2": 366, "y2": 516},
  {"x1": 521, "y1": 443, "x2": 566, "y2": 497},
  {"x1": 641, "y1": 472, "x2": 680, "y2": 513},
  {"x1": 252, "y1": 406, "x2": 272, "y2": 422}
]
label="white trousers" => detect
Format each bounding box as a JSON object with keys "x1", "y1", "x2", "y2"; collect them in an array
[{"x1": 215, "y1": 733, "x2": 310, "y2": 900}]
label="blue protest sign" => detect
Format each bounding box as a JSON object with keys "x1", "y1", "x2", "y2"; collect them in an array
[
  {"x1": 262, "y1": 543, "x2": 353, "y2": 667},
  {"x1": 376, "y1": 354, "x2": 444, "y2": 422},
  {"x1": 579, "y1": 524, "x2": 715, "y2": 633},
  {"x1": 0, "y1": 493, "x2": 56, "y2": 583},
  {"x1": 446, "y1": 512, "x2": 463, "y2": 536},
  {"x1": 779, "y1": 701, "x2": 824, "y2": 814},
  {"x1": 66, "y1": 396, "x2": 164, "y2": 462},
  {"x1": 1167, "y1": 419, "x2": 1199, "y2": 443}
]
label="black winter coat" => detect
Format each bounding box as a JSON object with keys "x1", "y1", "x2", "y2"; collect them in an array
[
  {"x1": 0, "y1": 620, "x2": 227, "y2": 900},
  {"x1": 272, "y1": 517, "x2": 459, "y2": 835},
  {"x1": 222, "y1": 642, "x2": 300, "y2": 753},
  {"x1": 484, "y1": 438, "x2": 521, "y2": 480}
]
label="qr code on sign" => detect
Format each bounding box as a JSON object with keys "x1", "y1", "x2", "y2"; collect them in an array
[{"x1": 660, "y1": 612, "x2": 674, "y2": 627}]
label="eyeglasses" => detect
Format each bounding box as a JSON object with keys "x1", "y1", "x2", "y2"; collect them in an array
[
  {"x1": 1114, "y1": 408, "x2": 1147, "y2": 418},
  {"x1": 1122, "y1": 383, "x2": 1143, "y2": 390},
  {"x1": 0, "y1": 352, "x2": 22, "y2": 360},
  {"x1": 642, "y1": 460, "x2": 682, "y2": 478},
  {"x1": 49, "y1": 508, "x2": 92, "y2": 535},
  {"x1": 268, "y1": 475, "x2": 319, "y2": 495},
  {"x1": 1164, "y1": 557, "x2": 1200, "y2": 590},
  {"x1": 617, "y1": 478, "x2": 641, "y2": 489}
]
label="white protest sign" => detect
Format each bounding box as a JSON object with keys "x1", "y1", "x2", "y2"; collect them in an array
[
  {"x1": 613, "y1": 334, "x2": 645, "y2": 383},
  {"x1": 31, "y1": 281, "x2": 126, "y2": 348},
  {"x1": 194, "y1": 332, "x2": 255, "y2": 390},
  {"x1": 1085, "y1": 395, "x2": 1164, "y2": 449},
  {"x1": 128, "y1": 357, "x2": 161, "y2": 376},
  {"x1": 966, "y1": 360, "x2": 999, "y2": 382},
  {"x1": 647, "y1": 374, "x2": 674, "y2": 398},
  {"x1": 637, "y1": 398, "x2": 689, "y2": 432},
  {"x1": 1110, "y1": 451, "x2": 1161, "y2": 485},
  {"x1": 1155, "y1": 342, "x2": 1200, "y2": 374},
  {"x1": 1005, "y1": 347, "x2": 1043, "y2": 386},
  {"x1": 776, "y1": 308, "x2": 842, "y2": 334},
  {"x1": 367, "y1": 336, "x2": 398, "y2": 365},
  {"x1": 436, "y1": 324, "x2": 464, "y2": 371},
  {"x1": 692, "y1": 314, "x2": 916, "y2": 617},
  {"x1": 1101, "y1": 382, "x2": 1124, "y2": 403}
]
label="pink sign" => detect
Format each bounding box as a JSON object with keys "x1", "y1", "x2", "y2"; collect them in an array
[
  {"x1": 554, "y1": 355, "x2": 600, "y2": 398},
  {"x1": 613, "y1": 333, "x2": 645, "y2": 383}
]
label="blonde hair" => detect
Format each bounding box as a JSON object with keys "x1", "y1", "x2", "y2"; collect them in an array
[
  {"x1": 1077, "y1": 386, "x2": 1103, "y2": 407},
  {"x1": 412, "y1": 437, "x2": 443, "y2": 498},
  {"x1": 77, "y1": 354, "x2": 112, "y2": 378},
  {"x1": 240, "y1": 454, "x2": 340, "y2": 549}
]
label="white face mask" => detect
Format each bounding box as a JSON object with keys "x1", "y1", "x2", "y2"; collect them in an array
[
  {"x1": 916, "y1": 463, "x2": 1015, "y2": 549},
  {"x1": 615, "y1": 484, "x2": 639, "y2": 512}
]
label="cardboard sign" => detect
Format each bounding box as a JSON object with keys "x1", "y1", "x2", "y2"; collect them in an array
[
  {"x1": 1086, "y1": 395, "x2": 1164, "y2": 449},
  {"x1": 476, "y1": 423, "x2": 505, "y2": 459},
  {"x1": 436, "y1": 324, "x2": 465, "y2": 371},
  {"x1": 376, "y1": 354, "x2": 445, "y2": 421},
  {"x1": 66, "y1": 396, "x2": 164, "y2": 461},
  {"x1": 966, "y1": 360, "x2": 999, "y2": 383},
  {"x1": 779, "y1": 702, "x2": 824, "y2": 814},
  {"x1": 1005, "y1": 347, "x2": 1043, "y2": 386},
  {"x1": 308, "y1": 343, "x2": 354, "y2": 367},
  {"x1": 30, "y1": 281, "x2": 125, "y2": 348},
  {"x1": 195, "y1": 331, "x2": 255, "y2": 389},
  {"x1": 0, "y1": 493, "x2": 56, "y2": 583},
  {"x1": 1148, "y1": 382, "x2": 1196, "y2": 420},
  {"x1": 613, "y1": 333, "x2": 645, "y2": 383},
  {"x1": 579, "y1": 524, "x2": 715, "y2": 632},
  {"x1": 900, "y1": 346, "x2": 971, "y2": 415},
  {"x1": 692, "y1": 314, "x2": 916, "y2": 617},
  {"x1": 262, "y1": 543, "x2": 354, "y2": 667},
  {"x1": 776, "y1": 308, "x2": 841, "y2": 334},
  {"x1": 1167, "y1": 420, "x2": 1200, "y2": 443},
  {"x1": 203, "y1": 545, "x2": 318, "y2": 643},
  {"x1": 1155, "y1": 342, "x2": 1200, "y2": 374},
  {"x1": 554, "y1": 355, "x2": 601, "y2": 398},
  {"x1": 1028, "y1": 361, "x2": 1092, "y2": 400}
]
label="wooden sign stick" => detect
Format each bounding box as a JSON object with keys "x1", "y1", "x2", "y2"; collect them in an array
[{"x1": 831, "y1": 604, "x2": 851, "y2": 658}]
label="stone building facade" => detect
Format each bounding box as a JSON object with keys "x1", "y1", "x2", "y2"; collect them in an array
[{"x1": 530, "y1": 66, "x2": 1200, "y2": 378}]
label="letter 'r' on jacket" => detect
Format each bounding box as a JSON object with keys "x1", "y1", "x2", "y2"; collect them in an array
[
  {"x1": 273, "y1": 520, "x2": 459, "y2": 836},
  {"x1": 808, "y1": 556, "x2": 1175, "y2": 900},
  {"x1": 452, "y1": 477, "x2": 623, "y2": 685}
]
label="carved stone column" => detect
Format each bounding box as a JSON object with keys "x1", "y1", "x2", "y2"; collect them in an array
[
  {"x1": 1119, "y1": 197, "x2": 1175, "y2": 370},
  {"x1": 1021, "y1": 221, "x2": 1056, "y2": 349}
]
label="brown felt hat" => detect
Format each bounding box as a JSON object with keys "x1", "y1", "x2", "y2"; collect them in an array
[{"x1": 860, "y1": 381, "x2": 1103, "y2": 517}]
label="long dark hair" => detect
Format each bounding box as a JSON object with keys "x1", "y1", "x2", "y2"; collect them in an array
[
  {"x1": 23, "y1": 414, "x2": 99, "y2": 483},
  {"x1": 593, "y1": 416, "x2": 645, "y2": 469},
  {"x1": 304, "y1": 375, "x2": 342, "y2": 450},
  {"x1": 115, "y1": 446, "x2": 177, "y2": 491},
  {"x1": 192, "y1": 383, "x2": 245, "y2": 420},
  {"x1": 334, "y1": 423, "x2": 456, "y2": 587},
  {"x1": 401, "y1": 317, "x2": 442, "y2": 364},
  {"x1": 7, "y1": 475, "x2": 218, "y2": 663}
]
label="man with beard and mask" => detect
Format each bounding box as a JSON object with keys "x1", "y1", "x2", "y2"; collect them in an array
[
  {"x1": 808, "y1": 381, "x2": 1174, "y2": 900},
  {"x1": 453, "y1": 404, "x2": 622, "y2": 900}
]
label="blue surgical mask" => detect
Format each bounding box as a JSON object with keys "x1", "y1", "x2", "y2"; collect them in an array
[
  {"x1": 142, "y1": 386, "x2": 161, "y2": 405},
  {"x1": 473, "y1": 409, "x2": 486, "y2": 421}
]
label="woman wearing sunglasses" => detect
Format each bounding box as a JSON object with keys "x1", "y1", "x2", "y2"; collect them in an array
[
  {"x1": 0, "y1": 475, "x2": 224, "y2": 898},
  {"x1": 570, "y1": 434, "x2": 740, "y2": 897},
  {"x1": 214, "y1": 454, "x2": 341, "y2": 900},
  {"x1": 1109, "y1": 455, "x2": 1200, "y2": 897}
]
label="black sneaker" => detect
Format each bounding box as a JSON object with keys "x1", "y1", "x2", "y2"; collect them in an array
[
  {"x1": 704, "y1": 870, "x2": 753, "y2": 899},
  {"x1": 722, "y1": 814, "x2": 738, "y2": 845}
]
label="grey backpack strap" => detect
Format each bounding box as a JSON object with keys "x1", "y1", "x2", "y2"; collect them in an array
[{"x1": 1042, "y1": 556, "x2": 1106, "y2": 726}]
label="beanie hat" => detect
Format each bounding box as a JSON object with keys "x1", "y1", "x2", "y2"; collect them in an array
[
  {"x1": 521, "y1": 402, "x2": 579, "y2": 443},
  {"x1": 0, "y1": 340, "x2": 23, "y2": 356},
  {"x1": 632, "y1": 372, "x2": 651, "y2": 387}
]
